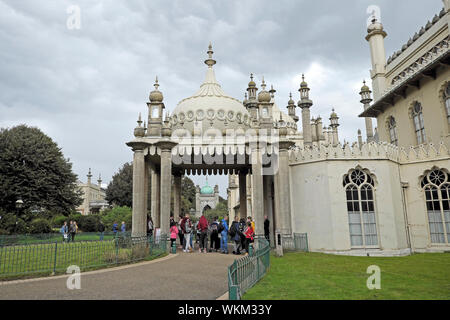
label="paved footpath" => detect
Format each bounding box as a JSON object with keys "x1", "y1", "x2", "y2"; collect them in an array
[{"x1": 0, "y1": 251, "x2": 237, "y2": 300}]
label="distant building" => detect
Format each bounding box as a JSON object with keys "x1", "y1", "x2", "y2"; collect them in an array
[
  {"x1": 195, "y1": 178, "x2": 219, "y2": 217},
  {"x1": 76, "y1": 168, "x2": 109, "y2": 215}
]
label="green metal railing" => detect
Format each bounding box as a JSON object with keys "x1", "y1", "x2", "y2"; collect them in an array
[
  {"x1": 0, "y1": 233, "x2": 167, "y2": 280},
  {"x1": 227, "y1": 238, "x2": 270, "y2": 300},
  {"x1": 282, "y1": 233, "x2": 309, "y2": 252}
]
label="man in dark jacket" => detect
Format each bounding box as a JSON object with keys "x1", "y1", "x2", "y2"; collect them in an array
[
  {"x1": 264, "y1": 215, "x2": 270, "y2": 242},
  {"x1": 209, "y1": 217, "x2": 220, "y2": 252},
  {"x1": 98, "y1": 221, "x2": 105, "y2": 241},
  {"x1": 197, "y1": 214, "x2": 209, "y2": 253},
  {"x1": 230, "y1": 216, "x2": 242, "y2": 255}
]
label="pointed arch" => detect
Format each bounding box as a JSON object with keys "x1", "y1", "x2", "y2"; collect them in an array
[
  {"x1": 343, "y1": 167, "x2": 378, "y2": 247},
  {"x1": 420, "y1": 167, "x2": 450, "y2": 244}
]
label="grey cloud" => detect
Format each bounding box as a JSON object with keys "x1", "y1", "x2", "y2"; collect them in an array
[{"x1": 0, "y1": 0, "x2": 445, "y2": 197}]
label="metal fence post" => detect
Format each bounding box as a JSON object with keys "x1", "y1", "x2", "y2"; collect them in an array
[
  {"x1": 52, "y1": 241, "x2": 58, "y2": 275},
  {"x1": 115, "y1": 236, "x2": 119, "y2": 264}
]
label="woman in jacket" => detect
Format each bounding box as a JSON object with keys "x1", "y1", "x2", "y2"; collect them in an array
[{"x1": 169, "y1": 221, "x2": 179, "y2": 251}]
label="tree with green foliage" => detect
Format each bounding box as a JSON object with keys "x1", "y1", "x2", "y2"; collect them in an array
[
  {"x1": 105, "y1": 162, "x2": 133, "y2": 207},
  {"x1": 0, "y1": 125, "x2": 82, "y2": 218}
]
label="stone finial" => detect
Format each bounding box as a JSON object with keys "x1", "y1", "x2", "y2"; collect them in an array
[
  {"x1": 134, "y1": 112, "x2": 146, "y2": 137},
  {"x1": 149, "y1": 76, "x2": 163, "y2": 102},
  {"x1": 204, "y1": 42, "x2": 216, "y2": 68}
]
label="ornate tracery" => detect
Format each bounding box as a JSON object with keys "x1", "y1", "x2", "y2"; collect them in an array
[{"x1": 343, "y1": 168, "x2": 378, "y2": 247}]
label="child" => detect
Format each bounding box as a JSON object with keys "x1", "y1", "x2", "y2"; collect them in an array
[{"x1": 170, "y1": 221, "x2": 179, "y2": 251}]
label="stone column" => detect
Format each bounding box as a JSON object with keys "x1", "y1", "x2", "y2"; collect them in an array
[
  {"x1": 238, "y1": 171, "x2": 247, "y2": 219},
  {"x1": 131, "y1": 147, "x2": 146, "y2": 237},
  {"x1": 150, "y1": 167, "x2": 160, "y2": 228},
  {"x1": 277, "y1": 140, "x2": 294, "y2": 235},
  {"x1": 251, "y1": 149, "x2": 264, "y2": 237},
  {"x1": 263, "y1": 174, "x2": 275, "y2": 247},
  {"x1": 159, "y1": 143, "x2": 174, "y2": 237},
  {"x1": 301, "y1": 108, "x2": 312, "y2": 146},
  {"x1": 173, "y1": 173, "x2": 182, "y2": 220}
]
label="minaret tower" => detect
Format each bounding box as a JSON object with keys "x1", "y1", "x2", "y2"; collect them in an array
[
  {"x1": 287, "y1": 93, "x2": 298, "y2": 123},
  {"x1": 87, "y1": 168, "x2": 92, "y2": 185},
  {"x1": 359, "y1": 80, "x2": 375, "y2": 142},
  {"x1": 366, "y1": 15, "x2": 387, "y2": 100},
  {"x1": 246, "y1": 74, "x2": 259, "y2": 121},
  {"x1": 97, "y1": 174, "x2": 102, "y2": 188},
  {"x1": 297, "y1": 74, "x2": 313, "y2": 147},
  {"x1": 147, "y1": 77, "x2": 164, "y2": 136},
  {"x1": 329, "y1": 109, "x2": 340, "y2": 146}
]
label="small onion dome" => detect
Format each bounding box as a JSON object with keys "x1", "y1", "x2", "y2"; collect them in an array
[
  {"x1": 149, "y1": 76, "x2": 163, "y2": 102},
  {"x1": 360, "y1": 80, "x2": 370, "y2": 93},
  {"x1": 300, "y1": 74, "x2": 308, "y2": 88},
  {"x1": 258, "y1": 78, "x2": 271, "y2": 103},
  {"x1": 288, "y1": 92, "x2": 295, "y2": 106},
  {"x1": 330, "y1": 108, "x2": 338, "y2": 119},
  {"x1": 134, "y1": 113, "x2": 145, "y2": 137},
  {"x1": 248, "y1": 73, "x2": 256, "y2": 88}
]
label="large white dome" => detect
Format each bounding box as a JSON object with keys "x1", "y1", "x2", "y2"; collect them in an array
[{"x1": 171, "y1": 53, "x2": 250, "y2": 136}]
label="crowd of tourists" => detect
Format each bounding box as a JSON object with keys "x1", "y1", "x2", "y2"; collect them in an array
[{"x1": 166, "y1": 212, "x2": 270, "y2": 255}]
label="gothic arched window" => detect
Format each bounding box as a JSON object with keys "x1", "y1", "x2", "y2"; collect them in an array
[
  {"x1": 343, "y1": 169, "x2": 378, "y2": 247},
  {"x1": 388, "y1": 116, "x2": 398, "y2": 146},
  {"x1": 445, "y1": 83, "x2": 450, "y2": 123},
  {"x1": 421, "y1": 169, "x2": 450, "y2": 244},
  {"x1": 412, "y1": 102, "x2": 426, "y2": 144}
]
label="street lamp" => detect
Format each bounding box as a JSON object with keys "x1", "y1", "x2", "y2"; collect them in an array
[
  {"x1": 15, "y1": 198, "x2": 23, "y2": 234},
  {"x1": 15, "y1": 199, "x2": 23, "y2": 209}
]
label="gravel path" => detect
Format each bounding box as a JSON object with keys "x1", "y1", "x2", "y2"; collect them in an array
[{"x1": 0, "y1": 250, "x2": 237, "y2": 300}]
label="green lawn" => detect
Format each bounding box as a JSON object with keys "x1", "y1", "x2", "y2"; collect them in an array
[
  {"x1": 243, "y1": 252, "x2": 450, "y2": 300},
  {"x1": 0, "y1": 239, "x2": 167, "y2": 281}
]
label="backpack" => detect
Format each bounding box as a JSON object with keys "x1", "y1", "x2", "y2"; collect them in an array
[
  {"x1": 218, "y1": 222, "x2": 224, "y2": 233},
  {"x1": 229, "y1": 223, "x2": 237, "y2": 237}
]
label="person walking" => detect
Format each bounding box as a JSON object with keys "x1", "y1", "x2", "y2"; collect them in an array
[
  {"x1": 69, "y1": 221, "x2": 77, "y2": 242},
  {"x1": 121, "y1": 221, "x2": 126, "y2": 235},
  {"x1": 264, "y1": 215, "x2": 270, "y2": 242},
  {"x1": 112, "y1": 221, "x2": 118, "y2": 237},
  {"x1": 60, "y1": 221, "x2": 68, "y2": 242},
  {"x1": 197, "y1": 214, "x2": 209, "y2": 253},
  {"x1": 220, "y1": 216, "x2": 229, "y2": 254},
  {"x1": 181, "y1": 213, "x2": 193, "y2": 253},
  {"x1": 239, "y1": 218, "x2": 246, "y2": 252},
  {"x1": 248, "y1": 216, "x2": 255, "y2": 234},
  {"x1": 230, "y1": 216, "x2": 241, "y2": 255},
  {"x1": 244, "y1": 221, "x2": 254, "y2": 255},
  {"x1": 98, "y1": 220, "x2": 105, "y2": 241},
  {"x1": 177, "y1": 215, "x2": 184, "y2": 249},
  {"x1": 209, "y1": 217, "x2": 220, "y2": 252},
  {"x1": 170, "y1": 221, "x2": 178, "y2": 251},
  {"x1": 147, "y1": 215, "x2": 154, "y2": 238}
]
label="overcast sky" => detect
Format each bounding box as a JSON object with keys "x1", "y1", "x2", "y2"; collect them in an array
[{"x1": 0, "y1": 0, "x2": 445, "y2": 197}]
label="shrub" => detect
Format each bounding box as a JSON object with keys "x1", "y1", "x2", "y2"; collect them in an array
[
  {"x1": 100, "y1": 206, "x2": 132, "y2": 231},
  {"x1": 51, "y1": 215, "x2": 68, "y2": 228},
  {"x1": 77, "y1": 215, "x2": 100, "y2": 232},
  {"x1": 29, "y1": 218, "x2": 52, "y2": 234}
]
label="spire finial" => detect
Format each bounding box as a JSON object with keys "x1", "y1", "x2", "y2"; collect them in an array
[
  {"x1": 261, "y1": 76, "x2": 266, "y2": 90},
  {"x1": 87, "y1": 168, "x2": 92, "y2": 178},
  {"x1": 302, "y1": 74, "x2": 305, "y2": 81},
  {"x1": 205, "y1": 42, "x2": 216, "y2": 68},
  {"x1": 137, "y1": 112, "x2": 142, "y2": 126},
  {"x1": 244, "y1": 92, "x2": 247, "y2": 99},
  {"x1": 250, "y1": 73, "x2": 254, "y2": 81},
  {"x1": 154, "y1": 76, "x2": 159, "y2": 90},
  {"x1": 289, "y1": 92, "x2": 292, "y2": 99},
  {"x1": 269, "y1": 84, "x2": 276, "y2": 98}
]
